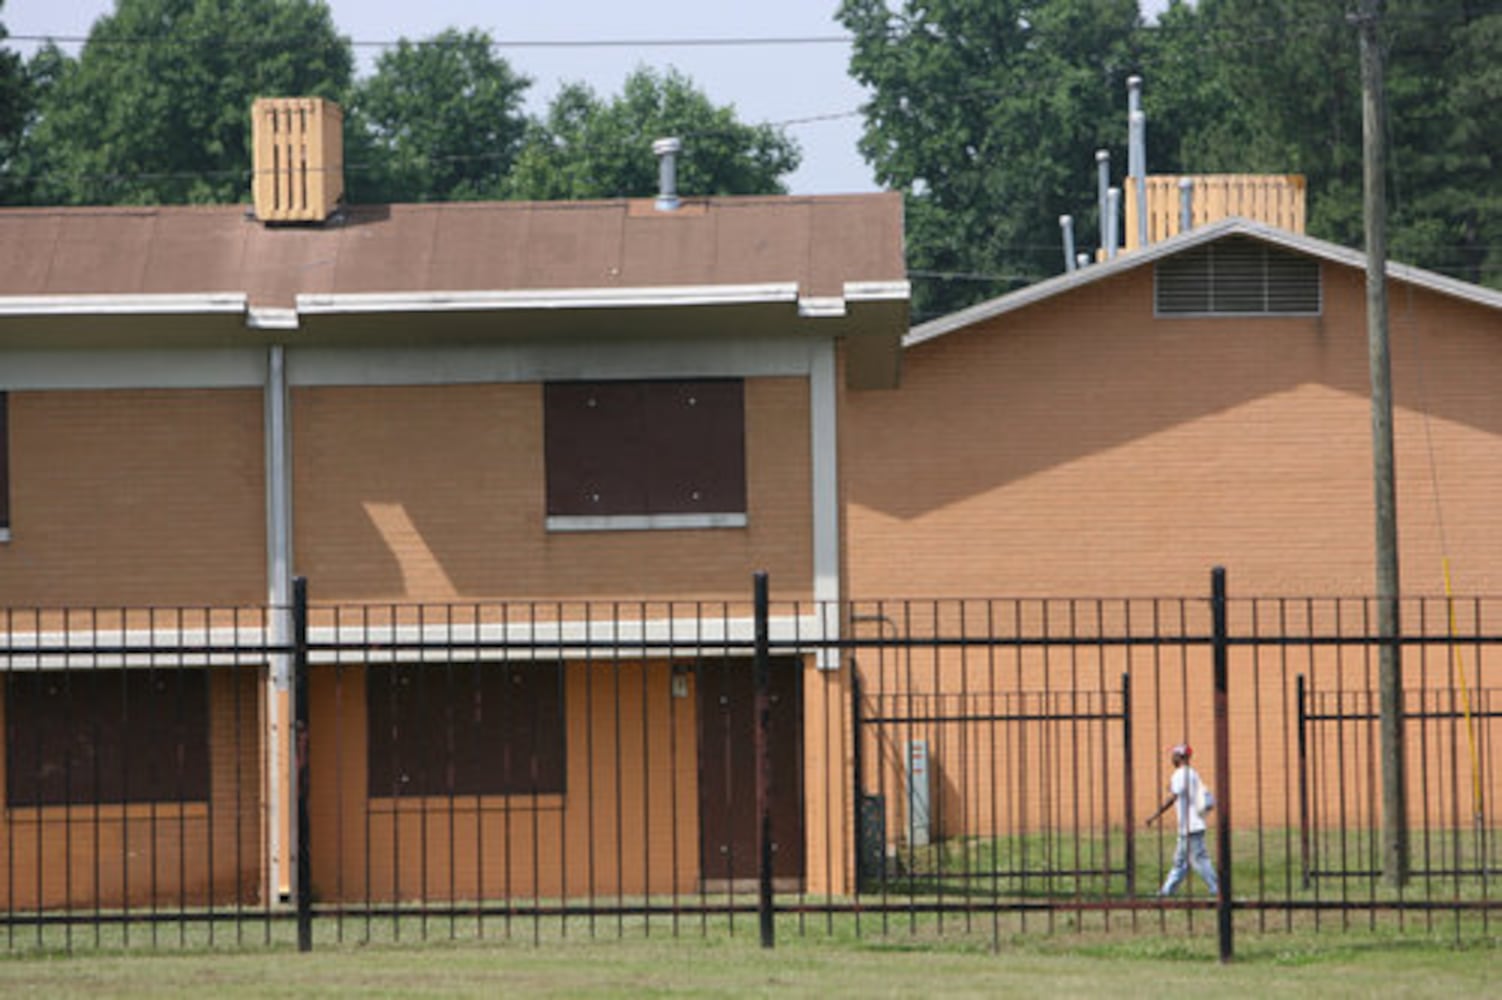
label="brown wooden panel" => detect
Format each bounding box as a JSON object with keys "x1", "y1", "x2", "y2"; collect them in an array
[
  {"x1": 544, "y1": 379, "x2": 745, "y2": 517},
  {"x1": 641, "y1": 380, "x2": 745, "y2": 514},
  {"x1": 544, "y1": 381, "x2": 648, "y2": 516},
  {"x1": 366, "y1": 662, "x2": 564, "y2": 797},
  {"x1": 0, "y1": 392, "x2": 8, "y2": 530},
  {"x1": 6, "y1": 668, "x2": 210, "y2": 806},
  {"x1": 696, "y1": 656, "x2": 805, "y2": 881}
]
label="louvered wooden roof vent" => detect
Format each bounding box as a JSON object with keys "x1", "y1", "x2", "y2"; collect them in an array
[{"x1": 252, "y1": 97, "x2": 344, "y2": 223}]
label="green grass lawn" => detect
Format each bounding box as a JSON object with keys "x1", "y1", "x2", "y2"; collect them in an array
[{"x1": 0, "y1": 930, "x2": 1496, "y2": 998}]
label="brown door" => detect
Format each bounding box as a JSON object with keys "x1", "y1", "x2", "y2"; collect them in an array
[{"x1": 696, "y1": 656, "x2": 805, "y2": 884}]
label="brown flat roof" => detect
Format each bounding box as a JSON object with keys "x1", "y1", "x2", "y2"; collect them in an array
[{"x1": 0, "y1": 194, "x2": 905, "y2": 308}]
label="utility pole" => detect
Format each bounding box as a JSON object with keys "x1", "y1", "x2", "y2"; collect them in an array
[{"x1": 1357, "y1": 0, "x2": 1407, "y2": 888}]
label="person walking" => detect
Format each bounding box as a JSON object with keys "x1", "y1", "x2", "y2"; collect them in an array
[{"x1": 1145, "y1": 743, "x2": 1219, "y2": 898}]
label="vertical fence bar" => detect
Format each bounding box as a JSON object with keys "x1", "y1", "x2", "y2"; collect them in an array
[
  {"x1": 1211, "y1": 567, "x2": 1233, "y2": 963},
  {"x1": 753, "y1": 571, "x2": 775, "y2": 949},
  {"x1": 1122, "y1": 671, "x2": 1136, "y2": 897},
  {"x1": 293, "y1": 577, "x2": 313, "y2": 953},
  {"x1": 1296, "y1": 674, "x2": 1311, "y2": 889},
  {"x1": 851, "y1": 668, "x2": 865, "y2": 889}
]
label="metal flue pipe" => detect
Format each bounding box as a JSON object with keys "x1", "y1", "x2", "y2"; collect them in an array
[
  {"x1": 1128, "y1": 76, "x2": 1149, "y2": 249},
  {"x1": 653, "y1": 137, "x2": 682, "y2": 212},
  {"x1": 1096, "y1": 149, "x2": 1111, "y2": 257},
  {"x1": 1106, "y1": 187, "x2": 1121, "y2": 259}
]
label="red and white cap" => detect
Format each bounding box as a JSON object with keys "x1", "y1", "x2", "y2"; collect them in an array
[{"x1": 1168, "y1": 744, "x2": 1192, "y2": 759}]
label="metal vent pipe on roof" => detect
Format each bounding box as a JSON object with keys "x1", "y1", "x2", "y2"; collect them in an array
[
  {"x1": 1179, "y1": 176, "x2": 1195, "y2": 233},
  {"x1": 1106, "y1": 187, "x2": 1121, "y2": 260},
  {"x1": 653, "y1": 137, "x2": 682, "y2": 212},
  {"x1": 1060, "y1": 215, "x2": 1077, "y2": 272},
  {"x1": 1096, "y1": 150, "x2": 1111, "y2": 256},
  {"x1": 1128, "y1": 73, "x2": 1148, "y2": 249}
]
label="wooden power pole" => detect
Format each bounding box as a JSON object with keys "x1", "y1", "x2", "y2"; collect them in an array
[{"x1": 1357, "y1": 0, "x2": 1408, "y2": 887}]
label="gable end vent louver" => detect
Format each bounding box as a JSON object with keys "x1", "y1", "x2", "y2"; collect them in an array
[{"x1": 1155, "y1": 237, "x2": 1321, "y2": 316}]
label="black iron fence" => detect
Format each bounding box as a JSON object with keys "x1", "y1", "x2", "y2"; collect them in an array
[{"x1": 0, "y1": 570, "x2": 1498, "y2": 956}]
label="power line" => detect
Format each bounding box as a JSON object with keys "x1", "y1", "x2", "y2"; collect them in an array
[{"x1": 4, "y1": 33, "x2": 855, "y2": 51}]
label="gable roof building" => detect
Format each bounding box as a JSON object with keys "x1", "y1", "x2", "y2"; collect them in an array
[{"x1": 843, "y1": 218, "x2": 1502, "y2": 599}]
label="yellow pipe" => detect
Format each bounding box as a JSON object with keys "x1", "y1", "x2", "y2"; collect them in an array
[{"x1": 1441, "y1": 558, "x2": 1484, "y2": 822}]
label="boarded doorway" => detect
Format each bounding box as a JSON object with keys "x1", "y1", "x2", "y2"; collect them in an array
[{"x1": 696, "y1": 656, "x2": 805, "y2": 889}]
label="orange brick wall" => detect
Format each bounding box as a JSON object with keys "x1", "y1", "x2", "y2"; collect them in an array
[
  {"x1": 0, "y1": 669, "x2": 265, "y2": 909},
  {"x1": 307, "y1": 655, "x2": 865, "y2": 901},
  {"x1": 843, "y1": 265, "x2": 1502, "y2": 600},
  {"x1": 308, "y1": 659, "x2": 701, "y2": 902},
  {"x1": 0, "y1": 389, "x2": 266, "y2": 607},
  {"x1": 841, "y1": 264, "x2": 1502, "y2": 836},
  {"x1": 292, "y1": 378, "x2": 813, "y2": 605}
]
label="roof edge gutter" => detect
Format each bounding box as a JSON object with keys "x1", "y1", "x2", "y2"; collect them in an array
[
  {"x1": 295, "y1": 282, "x2": 803, "y2": 315},
  {"x1": 0, "y1": 293, "x2": 248, "y2": 317}
]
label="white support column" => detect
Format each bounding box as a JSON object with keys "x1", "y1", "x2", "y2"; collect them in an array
[
  {"x1": 810, "y1": 339, "x2": 841, "y2": 670},
  {"x1": 264, "y1": 344, "x2": 294, "y2": 900}
]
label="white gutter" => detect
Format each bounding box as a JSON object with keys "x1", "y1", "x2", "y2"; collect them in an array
[
  {"x1": 0, "y1": 293, "x2": 247, "y2": 316},
  {"x1": 295, "y1": 283, "x2": 801, "y2": 315}
]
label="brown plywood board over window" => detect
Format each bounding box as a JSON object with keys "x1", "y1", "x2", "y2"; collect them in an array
[
  {"x1": 545, "y1": 380, "x2": 746, "y2": 517},
  {"x1": 0, "y1": 392, "x2": 8, "y2": 531},
  {"x1": 5, "y1": 668, "x2": 211, "y2": 806},
  {"x1": 366, "y1": 661, "x2": 565, "y2": 798}
]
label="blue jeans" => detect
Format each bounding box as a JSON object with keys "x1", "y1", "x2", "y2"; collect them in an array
[{"x1": 1160, "y1": 831, "x2": 1219, "y2": 897}]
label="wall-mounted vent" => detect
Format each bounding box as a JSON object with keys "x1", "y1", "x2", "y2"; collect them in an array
[
  {"x1": 252, "y1": 97, "x2": 344, "y2": 223},
  {"x1": 1155, "y1": 237, "x2": 1321, "y2": 316}
]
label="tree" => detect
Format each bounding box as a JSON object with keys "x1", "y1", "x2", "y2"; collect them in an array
[
  {"x1": 0, "y1": 1, "x2": 30, "y2": 203},
  {"x1": 21, "y1": 0, "x2": 353, "y2": 205},
  {"x1": 1145, "y1": 0, "x2": 1502, "y2": 288},
  {"x1": 839, "y1": 0, "x2": 1142, "y2": 320},
  {"x1": 347, "y1": 29, "x2": 530, "y2": 203},
  {"x1": 504, "y1": 67, "x2": 800, "y2": 202}
]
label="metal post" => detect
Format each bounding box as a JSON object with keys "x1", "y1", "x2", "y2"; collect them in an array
[
  {"x1": 1121, "y1": 672, "x2": 1136, "y2": 897},
  {"x1": 1211, "y1": 567, "x2": 1233, "y2": 963},
  {"x1": 293, "y1": 576, "x2": 313, "y2": 952},
  {"x1": 753, "y1": 571, "x2": 775, "y2": 949},
  {"x1": 852, "y1": 668, "x2": 866, "y2": 886},
  {"x1": 1296, "y1": 674, "x2": 1312, "y2": 889}
]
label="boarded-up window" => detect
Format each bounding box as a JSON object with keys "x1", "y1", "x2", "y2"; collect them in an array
[
  {"x1": 366, "y1": 662, "x2": 565, "y2": 798},
  {"x1": 544, "y1": 380, "x2": 746, "y2": 517},
  {"x1": 1, "y1": 392, "x2": 8, "y2": 535},
  {"x1": 1156, "y1": 237, "x2": 1321, "y2": 315},
  {"x1": 6, "y1": 669, "x2": 211, "y2": 807}
]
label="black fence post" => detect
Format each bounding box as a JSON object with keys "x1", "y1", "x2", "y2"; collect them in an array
[
  {"x1": 753, "y1": 571, "x2": 775, "y2": 949},
  {"x1": 851, "y1": 668, "x2": 865, "y2": 887},
  {"x1": 1122, "y1": 671, "x2": 1136, "y2": 897},
  {"x1": 1296, "y1": 674, "x2": 1311, "y2": 889},
  {"x1": 1211, "y1": 567, "x2": 1233, "y2": 963},
  {"x1": 293, "y1": 576, "x2": 313, "y2": 953}
]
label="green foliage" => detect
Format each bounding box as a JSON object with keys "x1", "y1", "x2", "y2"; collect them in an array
[
  {"x1": 20, "y1": 0, "x2": 353, "y2": 205},
  {"x1": 504, "y1": 67, "x2": 800, "y2": 201},
  {"x1": 839, "y1": 0, "x2": 1142, "y2": 321},
  {"x1": 348, "y1": 29, "x2": 530, "y2": 203},
  {"x1": 1137, "y1": 0, "x2": 1502, "y2": 289},
  {"x1": 0, "y1": 1, "x2": 31, "y2": 203},
  {"x1": 847, "y1": 0, "x2": 1502, "y2": 316}
]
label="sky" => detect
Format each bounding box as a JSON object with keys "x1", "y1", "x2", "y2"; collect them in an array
[{"x1": 2, "y1": 1, "x2": 1172, "y2": 197}]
